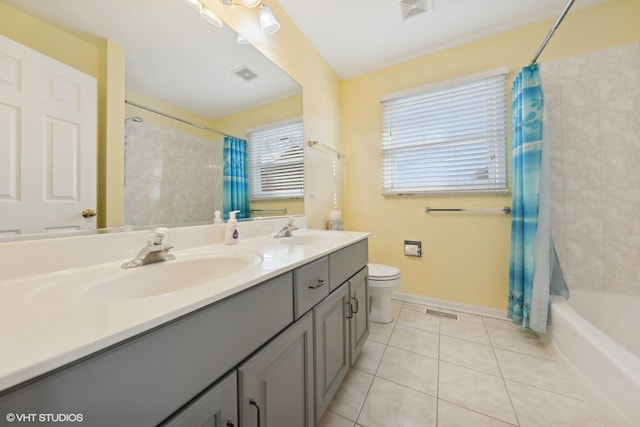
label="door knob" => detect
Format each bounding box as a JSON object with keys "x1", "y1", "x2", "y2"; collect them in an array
[{"x1": 81, "y1": 209, "x2": 97, "y2": 218}]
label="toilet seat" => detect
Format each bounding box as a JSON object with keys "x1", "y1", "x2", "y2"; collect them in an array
[{"x1": 368, "y1": 263, "x2": 401, "y2": 281}]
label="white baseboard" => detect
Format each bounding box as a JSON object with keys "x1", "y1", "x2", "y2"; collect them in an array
[{"x1": 392, "y1": 291, "x2": 508, "y2": 320}]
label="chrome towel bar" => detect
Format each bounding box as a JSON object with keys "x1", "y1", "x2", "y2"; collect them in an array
[
  {"x1": 425, "y1": 206, "x2": 511, "y2": 214},
  {"x1": 250, "y1": 208, "x2": 288, "y2": 213}
]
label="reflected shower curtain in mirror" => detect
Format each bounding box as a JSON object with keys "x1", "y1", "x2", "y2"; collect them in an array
[
  {"x1": 508, "y1": 64, "x2": 551, "y2": 332},
  {"x1": 223, "y1": 136, "x2": 250, "y2": 220}
]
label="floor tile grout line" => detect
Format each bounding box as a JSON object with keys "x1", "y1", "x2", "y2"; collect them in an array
[
  {"x1": 436, "y1": 358, "x2": 503, "y2": 379},
  {"x1": 437, "y1": 397, "x2": 520, "y2": 427},
  {"x1": 501, "y1": 376, "x2": 590, "y2": 403},
  {"x1": 350, "y1": 302, "x2": 404, "y2": 426},
  {"x1": 483, "y1": 315, "x2": 522, "y2": 427}
]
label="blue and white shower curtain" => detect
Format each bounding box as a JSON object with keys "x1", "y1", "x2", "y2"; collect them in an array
[
  {"x1": 509, "y1": 64, "x2": 550, "y2": 332},
  {"x1": 223, "y1": 136, "x2": 250, "y2": 220}
]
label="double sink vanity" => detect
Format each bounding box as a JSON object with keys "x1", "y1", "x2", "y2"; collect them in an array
[{"x1": 0, "y1": 218, "x2": 370, "y2": 426}]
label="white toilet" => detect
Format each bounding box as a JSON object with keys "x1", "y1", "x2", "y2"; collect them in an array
[{"x1": 367, "y1": 263, "x2": 402, "y2": 324}]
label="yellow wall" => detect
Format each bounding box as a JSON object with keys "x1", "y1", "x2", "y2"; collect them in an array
[
  {"x1": 342, "y1": 0, "x2": 640, "y2": 310},
  {"x1": 99, "y1": 40, "x2": 125, "y2": 228},
  {"x1": 0, "y1": 2, "x2": 98, "y2": 77}
]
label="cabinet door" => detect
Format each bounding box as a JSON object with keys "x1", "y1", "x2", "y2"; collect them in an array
[
  {"x1": 161, "y1": 371, "x2": 237, "y2": 427},
  {"x1": 349, "y1": 267, "x2": 369, "y2": 366},
  {"x1": 239, "y1": 313, "x2": 314, "y2": 427},
  {"x1": 313, "y1": 282, "x2": 349, "y2": 422}
]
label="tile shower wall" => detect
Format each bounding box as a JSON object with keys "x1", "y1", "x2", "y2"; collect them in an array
[
  {"x1": 541, "y1": 41, "x2": 640, "y2": 297},
  {"x1": 124, "y1": 121, "x2": 224, "y2": 226}
]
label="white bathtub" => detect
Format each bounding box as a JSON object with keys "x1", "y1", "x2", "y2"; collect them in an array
[{"x1": 548, "y1": 290, "x2": 640, "y2": 426}]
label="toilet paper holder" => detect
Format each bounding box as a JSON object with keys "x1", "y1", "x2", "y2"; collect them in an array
[{"x1": 404, "y1": 240, "x2": 422, "y2": 257}]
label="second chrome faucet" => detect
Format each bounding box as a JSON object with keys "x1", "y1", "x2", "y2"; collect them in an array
[
  {"x1": 121, "y1": 227, "x2": 175, "y2": 269},
  {"x1": 274, "y1": 217, "x2": 298, "y2": 238}
]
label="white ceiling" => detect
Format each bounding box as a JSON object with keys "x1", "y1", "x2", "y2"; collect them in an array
[{"x1": 277, "y1": 0, "x2": 606, "y2": 78}]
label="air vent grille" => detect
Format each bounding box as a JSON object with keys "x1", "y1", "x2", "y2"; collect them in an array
[
  {"x1": 400, "y1": 0, "x2": 432, "y2": 20},
  {"x1": 232, "y1": 66, "x2": 258, "y2": 82},
  {"x1": 425, "y1": 308, "x2": 458, "y2": 320}
]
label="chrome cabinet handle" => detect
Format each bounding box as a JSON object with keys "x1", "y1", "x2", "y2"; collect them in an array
[
  {"x1": 308, "y1": 279, "x2": 326, "y2": 289},
  {"x1": 249, "y1": 398, "x2": 261, "y2": 427},
  {"x1": 352, "y1": 297, "x2": 359, "y2": 314},
  {"x1": 346, "y1": 300, "x2": 353, "y2": 319}
]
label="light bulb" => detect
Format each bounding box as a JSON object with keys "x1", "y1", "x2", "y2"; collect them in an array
[{"x1": 259, "y1": 5, "x2": 280, "y2": 34}]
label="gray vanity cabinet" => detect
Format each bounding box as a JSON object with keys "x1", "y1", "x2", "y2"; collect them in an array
[
  {"x1": 313, "y1": 282, "x2": 350, "y2": 420},
  {"x1": 238, "y1": 312, "x2": 315, "y2": 427},
  {"x1": 161, "y1": 371, "x2": 238, "y2": 427},
  {"x1": 348, "y1": 267, "x2": 369, "y2": 366},
  {"x1": 314, "y1": 240, "x2": 369, "y2": 423}
]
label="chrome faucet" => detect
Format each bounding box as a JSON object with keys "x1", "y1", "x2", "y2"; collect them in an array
[
  {"x1": 274, "y1": 217, "x2": 299, "y2": 238},
  {"x1": 121, "y1": 227, "x2": 175, "y2": 268}
]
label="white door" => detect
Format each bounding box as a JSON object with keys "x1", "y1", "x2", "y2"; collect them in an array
[{"x1": 0, "y1": 34, "x2": 97, "y2": 236}]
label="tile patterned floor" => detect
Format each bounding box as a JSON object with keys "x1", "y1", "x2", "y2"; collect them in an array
[{"x1": 318, "y1": 299, "x2": 602, "y2": 427}]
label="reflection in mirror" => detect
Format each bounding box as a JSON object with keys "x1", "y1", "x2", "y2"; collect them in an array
[
  {"x1": 123, "y1": 102, "x2": 225, "y2": 227},
  {"x1": 0, "y1": 0, "x2": 303, "y2": 240}
]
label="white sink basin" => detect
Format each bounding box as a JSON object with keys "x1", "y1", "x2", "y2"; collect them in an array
[
  {"x1": 278, "y1": 233, "x2": 333, "y2": 246},
  {"x1": 81, "y1": 253, "x2": 262, "y2": 303}
]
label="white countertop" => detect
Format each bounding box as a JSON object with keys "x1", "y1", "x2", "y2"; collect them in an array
[{"x1": 0, "y1": 228, "x2": 369, "y2": 392}]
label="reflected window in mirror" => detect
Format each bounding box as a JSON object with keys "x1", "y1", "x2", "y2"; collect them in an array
[{"x1": 248, "y1": 121, "x2": 304, "y2": 200}]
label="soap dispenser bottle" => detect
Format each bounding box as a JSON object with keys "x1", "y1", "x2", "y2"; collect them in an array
[
  {"x1": 213, "y1": 210, "x2": 223, "y2": 224},
  {"x1": 225, "y1": 210, "x2": 240, "y2": 245}
]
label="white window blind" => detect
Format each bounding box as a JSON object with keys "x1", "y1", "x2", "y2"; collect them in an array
[
  {"x1": 248, "y1": 121, "x2": 304, "y2": 199},
  {"x1": 381, "y1": 70, "x2": 508, "y2": 195}
]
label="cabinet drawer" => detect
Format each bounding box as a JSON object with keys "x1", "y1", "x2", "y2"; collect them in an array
[
  {"x1": 294, "y1": 256, "x2": 329, "y2": 318},
  {"x1": 329, "y1": 239, "x2": 368, "y2": 292}
]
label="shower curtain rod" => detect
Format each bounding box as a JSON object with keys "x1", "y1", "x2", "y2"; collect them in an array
[
  {"x1": 124, "y1": 100, "x2": 234, "y2": 139},
  {"x1": 529, "y1": 0, "x2": 575, "y2": 66}
]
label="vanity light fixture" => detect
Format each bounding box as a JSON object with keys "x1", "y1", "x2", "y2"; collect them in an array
[
  {"x1": 258, "y1": 5, "x2": 280, "y2": 34},
  {"x1": 220, "y1": 0, "x2": 281, "y2": 35},
  {"x1": 183, "y1": 0, "x2": 223, "y2": 28}
]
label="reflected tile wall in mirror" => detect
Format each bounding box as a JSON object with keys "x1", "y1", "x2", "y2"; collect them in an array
[{"x1": 125, "y1": 120, "x2": 223, "y2": 226}]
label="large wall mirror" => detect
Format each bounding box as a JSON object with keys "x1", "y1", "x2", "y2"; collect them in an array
[{"x1": 0, "y1": 0, "x2": 303, "y2": 240}]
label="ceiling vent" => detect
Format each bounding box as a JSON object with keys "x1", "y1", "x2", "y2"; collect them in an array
[
  {"x1": 399, "y1": 0, "x2": 432, "y2": 20},
  {"x1": 232, "y1": 66, "x2": 258, "y2": 82}
]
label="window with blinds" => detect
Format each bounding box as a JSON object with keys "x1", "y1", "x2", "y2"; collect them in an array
[
  {"x1": 248, "y1": 121, "x2": 304, "y2": 199},
  {"x1": 381, "y1": 68, "x2": 508, "y2": 195}
]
